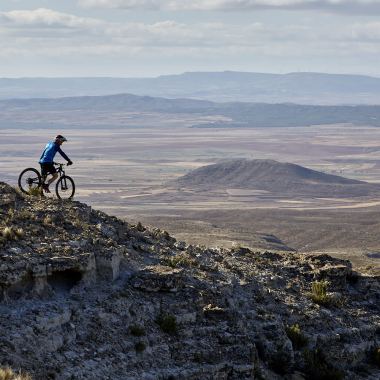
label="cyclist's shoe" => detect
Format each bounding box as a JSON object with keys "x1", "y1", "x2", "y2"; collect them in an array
[{"x1": 42, "y1": 184, "x2": 51, "y2": 193}]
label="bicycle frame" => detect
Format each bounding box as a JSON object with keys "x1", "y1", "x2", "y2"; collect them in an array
[
  {"x1": 42, "y1": 163, "x2": 66, "y2": 188},
  {"x1": 42, "y1": 162, "x2": 62, "y2": 177}
]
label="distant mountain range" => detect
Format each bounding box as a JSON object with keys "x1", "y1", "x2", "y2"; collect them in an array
[
  {"x1": 1, "y1": 93, "x2": 380, "y2": 128},
  {"x1": 1, "y1": 71, "x2": 380, "y2": 105},
  {"x1": 173, "y1": 159, "x2": 380, "y2": 197}
]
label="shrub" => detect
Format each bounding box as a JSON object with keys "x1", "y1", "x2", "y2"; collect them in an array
[
  {"x1": 162, "y1": 230, "x2": 171, "y2": 240},
  {"x1": 285, "y1": 324, "x2": 308, "y2": 350},
  {"x1": 2, "y1": 227, "x2": 14, "y2": 240},
  {"x1": 14, "y1": 228, "x2": 24, "y2": 239},
  {"x1": 0, "y1": 367, "x2": 32, "y2": 380},
  {"x1": 134, "y1": 341, "x2": 146, "y2": 353},
  {"x1": 310, "y1": 280, "x2": 333, "y2": 306},
  {"x1": 162, "y1": 254, "x2": 196, "y2": 268},
  {"x1": 1, "y1": 227, "x2": 24, "y2": 242},
  {"x1": 156, "y1": 313, "x2": 177, "y2": 335},
  {"x1": 269, "y1": 350, "x2": 292, "y2": 375},
  {"x1": 43, "y1": 215, "x2": 52, "y2": 226},
  {"x1": 129, "y1": 324, "x2": 146, "y2": 337},
  {"x1": 136, "y1": 222, "x2": 145, "y2": 232},
  {"x1": 370, "y1": 346, "x2": 380, "y2": 368},
  {"x1": 28, "y1": 187, "x2": 41, "y2": 197},
  {"x1": 303, "y1": 349, "x2": 344, "y2": 380}
]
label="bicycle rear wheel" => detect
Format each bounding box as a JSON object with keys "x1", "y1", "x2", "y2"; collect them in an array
[
  {"x1": 18, "y1": 168, "x2": 42, "y2": 195},
  {"x1": 56, "y1": 175, "x2": 75, "y2": 199}
]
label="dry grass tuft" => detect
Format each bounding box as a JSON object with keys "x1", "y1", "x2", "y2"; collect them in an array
[
  {"x1": 14, "y1": 228, "x2": 24, "y2": 239},
  {"x1": 310, "y1": 280, "x2": 333, "y2": 307},
  {"x1": 43, "y1": 215, "x2": 52, "y2": 226},
  {"x1": 285, "y1": 323, "x2": 308, "y2": 350},
  {"x1": 2, "y1": 227, "x2": 14, "y2": 240},
  {"x1": 129, "y1": 324, "x2": 146, "y2": 337},
  {"x1": 156, "y1": 313, "x2": 177, "y2": 335},
  {"x1": 1, "y1": 227, "x2": 24, "y2": 241},
  {"x1": 0, "y1": 367, "x2": 32, "y2": 380},
  {"x1": 161, "y1": 253, "x2": 197, "y2": 268},
  {"x1": 28, "y1": 187, "x2": 41, "y2": 197}
]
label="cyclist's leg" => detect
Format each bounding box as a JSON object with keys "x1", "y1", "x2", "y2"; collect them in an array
[
  {"x1": 41, "y1": 163, "x2": 57, "y2": 190},
  {"x1": 46, "y1": 172, "x2": 58, "y2": 186},
  {"x1": 40, "y1": 164, "x2": 47, "y2": 184}
]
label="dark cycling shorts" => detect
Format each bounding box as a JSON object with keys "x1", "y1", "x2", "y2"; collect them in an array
[{"x1": 40, "y1": 163, "x2": 56, "y2": 177}]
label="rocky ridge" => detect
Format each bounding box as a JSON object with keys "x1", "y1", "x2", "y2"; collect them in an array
[{"x1": 0, "y1": 182, "x2": 379, "y2": 379}]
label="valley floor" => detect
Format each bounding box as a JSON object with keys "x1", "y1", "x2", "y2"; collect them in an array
[{"x1": 1, "y1": 124, "x2": 380, "y2": 273}]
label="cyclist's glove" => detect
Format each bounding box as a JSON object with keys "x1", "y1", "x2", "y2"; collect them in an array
[{"x1": 67, "y1": 161, "x2": 73, "y2": 166}]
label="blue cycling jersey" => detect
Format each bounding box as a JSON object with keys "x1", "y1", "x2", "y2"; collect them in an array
[{"x1": 39, "y1": 141, "x2": 70, "y2": 164}]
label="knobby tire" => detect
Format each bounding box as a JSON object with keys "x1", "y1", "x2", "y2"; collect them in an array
[
  {"x1": 55, "y1": 175, "x2": 75, "y2": 199},
  {"x1": 18, "y1": 168, "x2": 42, "y2": 195}
]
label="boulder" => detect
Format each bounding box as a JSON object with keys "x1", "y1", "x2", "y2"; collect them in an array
[{"x1": 131, "y1": 265, "x2": 184, "y2": 292}]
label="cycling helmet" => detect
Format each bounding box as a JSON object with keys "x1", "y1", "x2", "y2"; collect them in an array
[{"x1": 55, "y1": 135, "x2": 67, "y2": 142}]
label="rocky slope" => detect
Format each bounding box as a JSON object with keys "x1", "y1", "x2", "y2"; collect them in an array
[{"x1": 0, "y1": 182, "x2": 379, "y2": 379}]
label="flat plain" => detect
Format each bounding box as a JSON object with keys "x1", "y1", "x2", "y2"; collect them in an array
[{"x1": 1, "y1": 123, "x2": 380, "y2": 273}]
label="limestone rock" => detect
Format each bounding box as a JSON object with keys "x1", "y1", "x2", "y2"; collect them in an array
[
  {"x1": 131, "y1": 265, "x2": 184, "y2": 292},
  {"x1": 0, "y1": 181, "x2": 379, "y2": 380}
]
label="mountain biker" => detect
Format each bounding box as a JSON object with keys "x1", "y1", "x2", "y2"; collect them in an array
[{"x1": 39, "y1": 135, "x2": 73, "y2": 193}]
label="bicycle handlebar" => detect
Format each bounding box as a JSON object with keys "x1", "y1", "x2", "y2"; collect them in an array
[{"x1": 54, "y1": 162, "x2": 73, "y2": 167}]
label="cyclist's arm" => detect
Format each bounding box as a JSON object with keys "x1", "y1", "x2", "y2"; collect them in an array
[{"x1": 57, "y1": 147, "x2": 71, "y2": 162}]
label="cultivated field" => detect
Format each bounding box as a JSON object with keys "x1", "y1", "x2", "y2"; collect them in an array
[{"x1": 1, "y1": 123, "x2": 380, "y2": 273}]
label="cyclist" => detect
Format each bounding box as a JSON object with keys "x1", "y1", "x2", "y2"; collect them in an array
[{"x1": 39, "y1": 135, "x2": 73, "y2": 193}]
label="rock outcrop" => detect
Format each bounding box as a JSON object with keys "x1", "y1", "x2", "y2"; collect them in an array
[{"x1": 0, "y1": 182, "x2": 379, "y2": 379}]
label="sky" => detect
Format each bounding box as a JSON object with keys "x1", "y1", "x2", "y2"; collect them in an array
[{"x1": 1, "y1": 0, "x2": 380, "y2": 77}]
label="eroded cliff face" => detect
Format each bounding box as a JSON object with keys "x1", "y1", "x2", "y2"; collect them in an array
[{"x1": 0, "y1": 182, "x2": 379, "y2": 380}]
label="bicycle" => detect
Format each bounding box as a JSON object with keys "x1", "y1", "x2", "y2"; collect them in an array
[{"x1": 18, "y1": 162, "x2": 75, "y2": 199}]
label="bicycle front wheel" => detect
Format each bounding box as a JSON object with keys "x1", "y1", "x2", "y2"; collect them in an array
[
  {"x1": 56, "y1": 176, "x2": 75, "y2": 200},
  {"x1": 18, "y1": 168, "x2": 42, "y2": 195}
]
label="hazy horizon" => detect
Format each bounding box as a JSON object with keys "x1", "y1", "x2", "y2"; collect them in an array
[
  {"x1": 1, "y1": 70, "x2": 380, "y2": 80},
  {"x1": 1, "y1": 1, "x2": 380, "y2": 77}
]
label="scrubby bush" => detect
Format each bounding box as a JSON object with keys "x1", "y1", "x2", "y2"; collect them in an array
[
  {"x1": 303, "y1": 349, "x2": 344, "y2": 380},
  {"x1": 285, "y1": 324, "x2": 308, "y2": 350},
  {"x1": 2, "y1": 227, "x2": 14, "y2": 240},
  {"x1": 156, "y1": 313, "x2": 177, "y2": 335},
  {"x1": 28, "y1": 187, "x2": 41, "y2": 197},
  {"x1": 1, "y1": 227, "x2": 24, "y2": 241},
  {"x1": 43, "y1": 215, "x2": 53, "y2": 226},
  {"x1": 370, "y1": 346, "x2": 380, "y2": 368},
  {"x1": 269, "y1": 350, "x2": 292, "y2": 375},
  {"x1": 14, "y1": 228, "x2": 24, "y2": 239},
  {"x1": 310, "y1": 280, "x2": 333, "y2": 306},
  {"x1": 161, "y1": 254, "x2": 196, "y2": 268},
  {"x1": 0, "y1": 367, "x2": 32, "y2": 380},
  {"x1": 129, "y1": 324, "x2": 146, "y2": 337},
  {"x1": 136, "y1": 222, "x2": 145, "y2": 232},
  {"x1": 134, "y1": 341, "x2": 146, "y2": 353}
]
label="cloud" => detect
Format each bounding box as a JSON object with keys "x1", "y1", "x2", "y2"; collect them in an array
[
  {"x1": 351, "y1": 22, "x2": 380, "y2": 41},
  {"x1": 0, "y1": 8, "x2": 102, "y2": 29},
  {"x1": 78, "y1": 0, "x2": 380, "y2": 14},
  {"x1": 0, "y1": 6, "x2": 379, "y2": 71}
]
